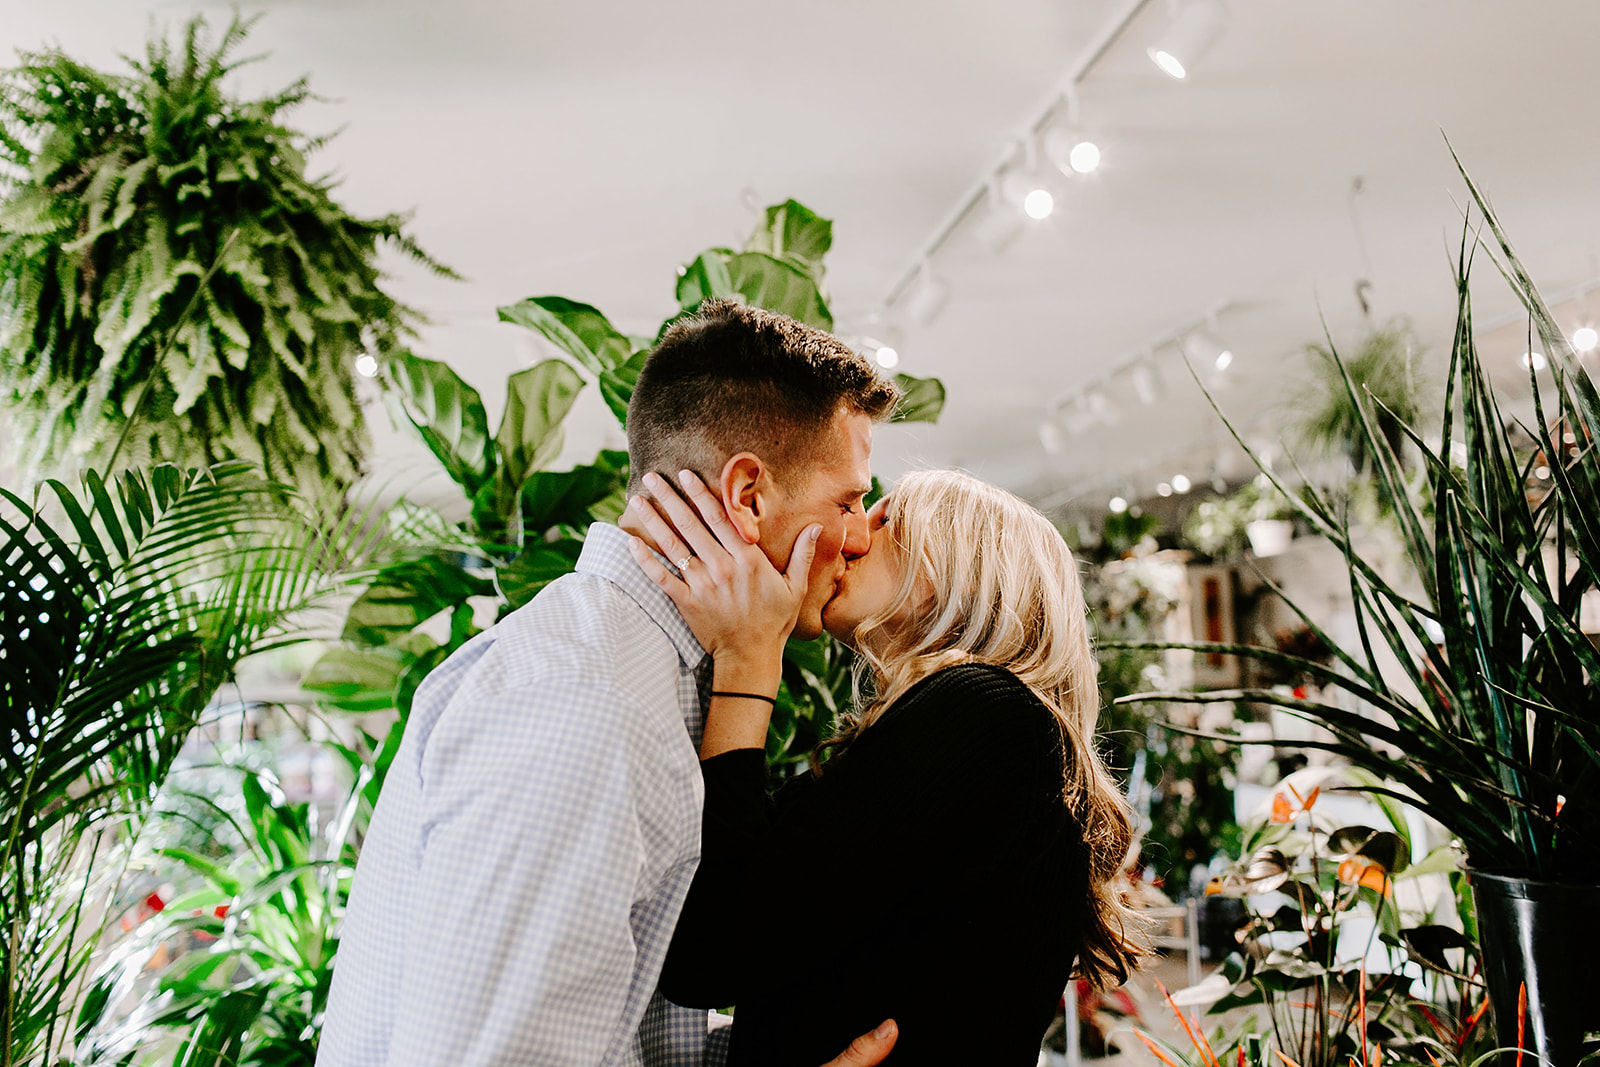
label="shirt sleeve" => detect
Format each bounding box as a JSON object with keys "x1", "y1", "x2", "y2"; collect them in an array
[{"x1": 383, "y1": 681, "x2": 656, "y2": 1067}]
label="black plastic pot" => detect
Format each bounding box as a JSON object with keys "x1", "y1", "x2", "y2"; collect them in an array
[{"x1": 1468, "y1": 869, "x2": 1600, "y2": 1065}]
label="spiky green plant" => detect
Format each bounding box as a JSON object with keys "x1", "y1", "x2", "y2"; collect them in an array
[
  {"x1": 0, "y1": 463, "x2": 384, "y2": 1065},
  {"x1": 0, "y1": 14, "x2": 451, "y2": 493},
  {"x1": 1119, "y1": 157, "x2": 1600, "y2": 886}
]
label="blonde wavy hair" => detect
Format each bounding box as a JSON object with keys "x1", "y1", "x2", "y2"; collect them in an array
[{"x1": 820, "y1": 469, "x2": 1147, "y2": 989}]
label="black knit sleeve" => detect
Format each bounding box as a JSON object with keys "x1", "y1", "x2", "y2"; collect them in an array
[{"x1": 657, "y1": 747, "x2": 771, "y2": 1006}]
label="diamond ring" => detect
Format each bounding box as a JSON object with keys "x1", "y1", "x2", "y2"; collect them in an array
[{"x1": 677, "y1": 555, "x2": 693, "y2": 570}]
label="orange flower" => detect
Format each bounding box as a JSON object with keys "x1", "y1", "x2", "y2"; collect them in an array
[
  {"x1": 1337, "y1": 857, "x2": 1392, "y2": 897},
  {"x1": 1270, "y1": 783, "x2": 1320, "y2": 823}
]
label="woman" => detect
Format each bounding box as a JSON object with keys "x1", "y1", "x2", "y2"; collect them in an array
[{"x1": 627, "y1": 468, "x2": 1144, "y2": 1066}]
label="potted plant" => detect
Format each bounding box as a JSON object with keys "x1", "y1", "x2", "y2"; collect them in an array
[
  {"x1": 0, "y1": 463, "x2": 377, "y2": 1064},
  {"x1": 0, "y1": 14, "x2": 450, "y2": 493},
  {"x1": 1124, "y1": 160, "x2": 1599, "y2": 1065}
]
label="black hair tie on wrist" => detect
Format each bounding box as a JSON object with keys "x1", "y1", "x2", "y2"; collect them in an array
[{"x1": 710, "y1": 691, "x2": 777, "y2": 705}]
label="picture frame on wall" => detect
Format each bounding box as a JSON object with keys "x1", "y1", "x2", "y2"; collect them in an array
[{"x1": 1187, "y1": 564, "x2": 1240, "y2": 688}]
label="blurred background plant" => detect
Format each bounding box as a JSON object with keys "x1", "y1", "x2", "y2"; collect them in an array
[
  {"x1": 1124, "y1": 164, "x2": 1600, "y2": 1062},
  {"x1": 0, "y1": 14, "x2": 452, "y2": 495},
  {"x1": 0, "y1": 463, "x2": 381, "y2": 1065},
  {"x1": 1288, "y1": 321, "x2": 1425, "y2": 478}
]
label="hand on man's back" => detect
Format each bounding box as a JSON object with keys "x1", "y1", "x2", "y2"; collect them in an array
[{"x1": 821, "y1": 1019, "x2": 897, "y2": 1066}]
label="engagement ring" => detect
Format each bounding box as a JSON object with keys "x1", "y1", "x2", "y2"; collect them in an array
[{"x1": 677, "y1": 556, "x2": 693, "y2": 570}]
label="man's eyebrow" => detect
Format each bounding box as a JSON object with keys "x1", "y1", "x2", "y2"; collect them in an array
[{"x1": 845, "y1": 485, "x2": 873, "y2": 500}]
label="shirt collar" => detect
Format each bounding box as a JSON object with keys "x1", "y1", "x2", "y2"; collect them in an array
[{"x1": 575, "y1": 522, "x2": 708, "y2": 669}]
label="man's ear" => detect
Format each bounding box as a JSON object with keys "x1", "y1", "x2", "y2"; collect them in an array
[{"x1": 719, "y1": 452, "x2": 770, "y2": 546}]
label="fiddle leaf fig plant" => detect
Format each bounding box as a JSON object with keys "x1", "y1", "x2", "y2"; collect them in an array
[
  {"x1": 309, "y1": 199, "x2": 944, "y2": 775},
  {"x1": 0, "y1": 13, "x2": 452, "y2": 493}
]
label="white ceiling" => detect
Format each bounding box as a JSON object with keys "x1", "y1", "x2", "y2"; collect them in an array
[{"x1": 6, "y1": 0, "x2": 1599, "y2": 514}]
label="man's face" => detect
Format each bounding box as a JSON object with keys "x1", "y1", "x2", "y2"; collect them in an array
[{"x1": 758, "y1": 407, "x2": 874, "y2": 641}]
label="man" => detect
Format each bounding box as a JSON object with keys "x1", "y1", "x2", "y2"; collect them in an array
[{"x1": 318, "y1": 300, "x2": 901, "y2": 1066}]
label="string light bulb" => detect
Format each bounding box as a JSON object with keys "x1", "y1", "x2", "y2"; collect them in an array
[
  {"x1": 1572, "y1": 326, "x2": 1598, "y2": 354},
  {"x1": 355, "y1": 354, "x2": 378, "y2": 378}
]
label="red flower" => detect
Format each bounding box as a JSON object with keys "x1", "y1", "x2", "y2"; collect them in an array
[
  {"x1": 144, "y1": 892, "x2": 166, "y2": 913},
  {"x1": 214, "y1": 904, "x2": 230, "y2": 919}
]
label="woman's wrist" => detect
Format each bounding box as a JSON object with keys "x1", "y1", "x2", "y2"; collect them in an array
[
  {"x1": 702, "y1": 651, "x2": 783, "y2": 760},
  {"x1": 710, "y1": 650, "x2": 783, "y2": 696}
]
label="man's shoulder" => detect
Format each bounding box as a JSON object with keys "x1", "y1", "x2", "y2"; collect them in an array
[{"x1": 496, "y1": 568, "x2": 674, "y2": 663}]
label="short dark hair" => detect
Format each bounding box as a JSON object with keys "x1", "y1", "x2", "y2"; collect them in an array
[{"x1": 626, "y1": 299, "x2": 900, "y2": 491}]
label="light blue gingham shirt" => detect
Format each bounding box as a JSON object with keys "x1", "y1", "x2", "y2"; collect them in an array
[{"x1": 319, "y1": 523, "x2": 724, "y2": 1067}]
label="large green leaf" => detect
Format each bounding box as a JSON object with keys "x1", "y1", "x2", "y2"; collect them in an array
[
  {"x1": 673, "y1": 249, "x2": 832, "y2": 330},
  {"x1": 340, "y1": 556, "x2": 494, "y2": 647},
  {"x1": 675, "y1": 252, "x2": 735, "y2": 309},
  {"x1": 497, "y1": 359, "x2": 586, "y2": 490},
  {"x1": 497, "y1": 296, "x2": 633, "y2": 376},
  {"x1": 497, "y1": 539, "x2": 585, "y2": 610},
  {"x1": 301, "y1": 644, "x2": 411, "y2": 711},
  {"x1": 518, "y1": 450, "x2": 629, "y2": 535},
  {"x1": 891, "y1": 373, "x2": 946, "y2": 424},
  {"x1": 723, "y1": 251, "x2": 833, "y2": 330},
  {"x1": 743, "y1": 199, "x2": 833, "y2": 268},
  {"x1": 599, "y1": 348, "x2": 650, "y2": 426},
  {"x1": 385, "y1": 350, "x2": 494, "y2": 496}
]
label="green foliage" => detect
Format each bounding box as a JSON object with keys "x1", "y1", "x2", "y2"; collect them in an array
[
  {"x1": 1180, "y1": 476, "x2": 1293, "y2": 559},
  {"x1": 1168, "y1": 784, "x2": 1490, "y2": 1067},
  {"x1": 0, "y1": 462, "x2": 382, "y2": 1065},
  {"x1": 0, "y1": 14, "x2": 450, "y2": 493},
  {"x1": 1291, "y1": 321, "x2": 1425, "y2": 473},
  {"x1": 313, "y1": 198, "x2": 944, "y2": 774},
  {"x1": 76, "y1": 743, "x2": 399, "y2": 1066},
  {"x1": 1086, "y1": 551, "x2": 1240, "y2": 886},
  {"x1": 1125, "y1": 157, "x2": 1600, "y2": 883}
]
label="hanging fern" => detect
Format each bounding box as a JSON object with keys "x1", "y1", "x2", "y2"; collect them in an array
[{"x1": 0, "y1": 14, "x2": 454, "y2": 492}]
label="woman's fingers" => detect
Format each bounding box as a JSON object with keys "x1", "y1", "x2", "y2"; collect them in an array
[
  {"x1": 642, "y1": 472, "x2": 727, "y2": 566},
  {"x1": 628, "y1": 494, "x2": 696, "y2": 568},
  {"x1": 626, "y1": 535, "x2": 689, "y2": 602},
  {"x1": 785, "y1": 524, "x2": 823, "y2": 595},
  {"x1": 676, "y1": 469, "x2": 755, "y2": 549}
]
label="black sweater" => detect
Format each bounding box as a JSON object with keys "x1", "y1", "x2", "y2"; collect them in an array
[{"x1": 659, "y1": 663, "x2": 1091, "y2": 1067}]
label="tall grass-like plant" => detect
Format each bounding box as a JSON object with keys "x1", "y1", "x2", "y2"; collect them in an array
[
  {"x1": 0, "y1": 15, "x2": 451, "y2": 493},
  {"x1": 0, "y1": 463, "x2": 381, "y2": 1065},
  {"x1": 1122, "y1": 160, "x2": 1599, "y2": 887}
]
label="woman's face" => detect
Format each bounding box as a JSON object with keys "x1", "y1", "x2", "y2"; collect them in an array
[{"x1": 821, "y1": 495, "x2": 924, "y2": 648}]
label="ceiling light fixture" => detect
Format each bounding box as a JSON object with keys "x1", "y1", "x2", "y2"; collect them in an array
[
  {"x1": 1038, "y1": 419, "x2": 1064, "y2": 455},
  {"x1": 1148, "y1": 0, "x2": 1228, "y2": 81},
  {"x1": 975, "y1": 180, "x2": 1026, "y2": 252},
  {"x1": 1023, "y1": 188, "x2": 1055, "y2": 220},
  {"x1": 1043, "y1": 125, "x2": 1102, "y2": 176},
  {"x1": 1181, "y1": 327, "x2": 1234, "y2": 375},
  {"x1": 1130, "y1": 359, "x2": 1165, "y2": 405},
  {"x1": 902, "y1": 264, "x2": 950, "y2": 325}
]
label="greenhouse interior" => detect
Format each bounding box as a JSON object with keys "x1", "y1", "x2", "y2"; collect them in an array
[{"x1": 2, "y1": 1, "x2": 1597, "y2": 1066}]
